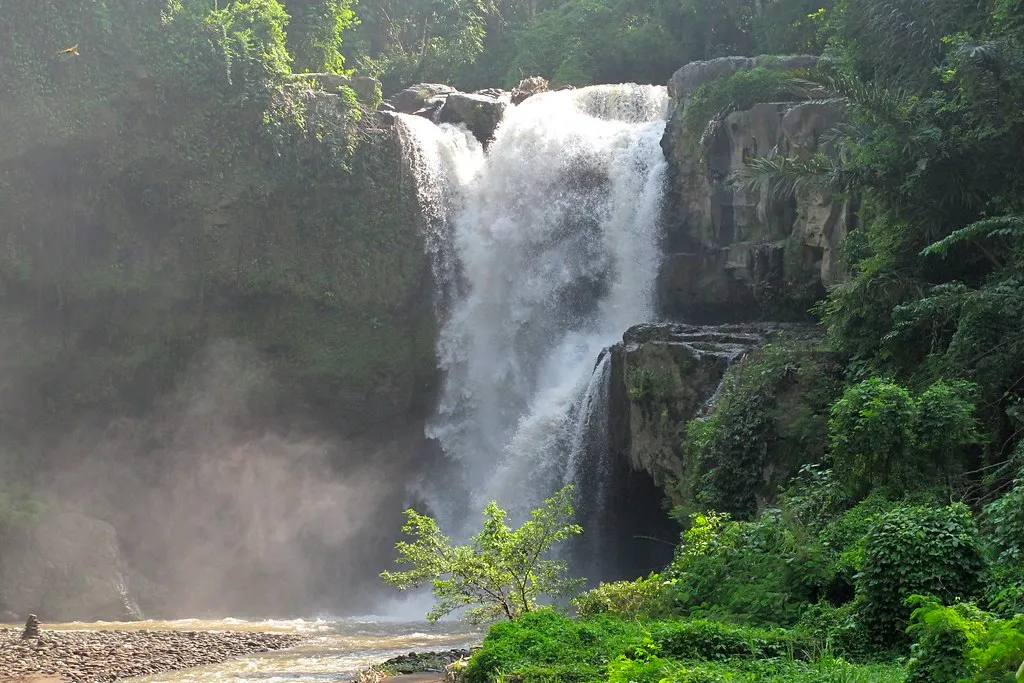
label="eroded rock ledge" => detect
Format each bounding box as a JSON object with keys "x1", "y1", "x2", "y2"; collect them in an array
[{"x1": 607, "y1": 322, "x2": 825, "y2": 500}]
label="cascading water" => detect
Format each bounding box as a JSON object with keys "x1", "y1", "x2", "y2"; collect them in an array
[
  {"x1": 392, "y1": 114, "x2": 484, "y2": 312},
  {"x1": 398, "y1": 84, "x2": 670, "y2": 568}
]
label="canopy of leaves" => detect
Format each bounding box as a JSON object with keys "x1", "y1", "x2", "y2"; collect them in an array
[{"x1": 344, "y1": 0, "x2": 838, "y2": 92}]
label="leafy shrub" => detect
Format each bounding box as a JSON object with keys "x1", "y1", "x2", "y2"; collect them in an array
[
  {"x1": 905, "y1": 597, "x2": 1024, "y2": 683},
  {"x1": 573, "y1": 574, "x2": 669, "y2": 619},
  {"x1": 607, "y1": 653, "x2": 907, "y2": 683},
  {"x1": 858, "y1": 504, "x2": 984, "y2": 645},
  {"x1": 828, "y1": 378, "x2": 979, "y2": 499},
  {"x1": 607, "y1": 639, "x2": 672, "y2": 683},
  {"x1": 795, "y1": 602, "x2": 873, "y2": 661},
  {"x1": 815, "y1": 492, "x2": 902, "y2": 602},
  {"x1": 462, "y1": 610, "x2": 648, "y2": 683},
  {"x1": 665, "y1": 510, "x2": 827, "y2": 626},
  {"x1": 380, "y1": 486, "x2": 583, "y2": 624},
  {"x1": 465, "y1": 611, "x2": 815, "y2": 683},
  {"x1": 981, "y1": 471, "x2": 1024, "y2": 617},
  {"x1": 647, "y1": 619, "x2": 806, "y2": 661},
  {"x1": 983, "y1": 469, "x2": 1024, "y2": 568}
]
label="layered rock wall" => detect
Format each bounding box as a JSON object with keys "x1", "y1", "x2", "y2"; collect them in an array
[
  {"x1": 609, "y1": 324, "x2": 779, "y2": 489},
  {"x1": 0, "y1": 514, "x2": 140, "y2": 622},
  {"x1": 659, "y1": 56, "x2": 854, "y2": 322},
  {"x1": 607, "y1": 323, "x2": 836, "y2": 514}
]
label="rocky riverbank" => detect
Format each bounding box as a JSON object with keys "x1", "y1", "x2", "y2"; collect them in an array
[
  {"x1": 357, "y1": 649, "x2": 474, "y2": 683},
  {"x1": 0, "y1": 627, "x2": 304, "y2": 682}
]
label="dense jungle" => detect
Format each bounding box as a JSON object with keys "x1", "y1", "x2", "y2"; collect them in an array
[{"x1": 1, "y1": 0, "x2": 1024, "y2": 681}]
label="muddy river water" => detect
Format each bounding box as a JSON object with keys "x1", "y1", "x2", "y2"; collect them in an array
[{"x1": 40, "y1": 616, "x2": 481, "y2": 682}]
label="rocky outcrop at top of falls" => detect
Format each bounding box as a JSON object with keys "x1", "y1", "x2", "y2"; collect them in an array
[
  {"x1": 383, "y1": 77, "x2": 551, "y2": 144},
  {"x1": 606, "y1": 322, "x2": 831, "y2": 511},
  {"x1": 658, "y1": 55, "x2": 854, "y2": 323}
]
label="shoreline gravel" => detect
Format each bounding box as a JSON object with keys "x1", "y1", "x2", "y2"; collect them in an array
[{"x1": 0, "y1": 626, "x2": 304, "y2": 682}]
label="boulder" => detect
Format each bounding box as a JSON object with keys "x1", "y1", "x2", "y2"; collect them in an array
[
  {"x1": 659, "y1": 56, "x2": 852, "y2": 322},
  {"x1": 511, "y1": 76, "x2": 550, "y2": 105},
  {"x1": 437, "y1": 92, "x2": 509, "y2": 144},
  {"x1": 0, "y1": 513, "x2": 143, "y2": 622},
  {"x1": 388, "y1": 83, "x2": 458, "y2": 114}
]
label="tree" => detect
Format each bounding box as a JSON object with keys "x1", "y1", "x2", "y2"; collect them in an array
[
  {"x1": 344, "y1": 0, "x2": 490, "y2": 91},
  {"x1": 285, "y1": 0, "x2": 358, "y2": 73},
  {"x1": 380, "y1": 485, "x2": 585, "y2": 623}
]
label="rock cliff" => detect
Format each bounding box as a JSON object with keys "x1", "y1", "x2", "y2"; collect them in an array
[
  {"x1": 609, "y1": 323, "x2": 778, "y2": 488},
  {"x1": 608, "y1": 323, "x2": 837, "y2": 515},
  {"x1": 659, "y1": 56, "x2": 855, "y2": 322},
  {"x1": 0, "y1": 513, "x2": 141, "y2": 622},
  {"x1": 0, "y1": 5, "x2": 444, "y2": 620}
]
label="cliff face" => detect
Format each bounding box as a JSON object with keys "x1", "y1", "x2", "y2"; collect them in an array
[
  {"x1": 0, "y1": 4, "x2": 440, "y2": 621},
  {"x1": 0, "y1": 19, "x2": 435, "y2": 434},
  {"x1": 613, "y1": 56, "x2": 854, "y2": 517},
  {"x1": 658, "y1": 56, "x2": 855, "y2": 322},
  {"x1": 607, "y1": 324, "x2": 838, "y2": 516}
]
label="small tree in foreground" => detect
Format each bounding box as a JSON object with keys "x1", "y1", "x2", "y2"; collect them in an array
[{"x1": 380, "y1": 485, "x2": 585, "y2": 624}]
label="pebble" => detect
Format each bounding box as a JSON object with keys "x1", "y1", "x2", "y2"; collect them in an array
[{"x1": 0, "y1": 627, "x2": 303, "y2": 682}]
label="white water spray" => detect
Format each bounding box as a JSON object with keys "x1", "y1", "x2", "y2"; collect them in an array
[{"x1": 398, "y1": 84, "x2": 670, "y2": 534}]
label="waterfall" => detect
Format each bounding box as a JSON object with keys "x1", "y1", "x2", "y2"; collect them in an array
[
  {"x1": 392, "y1": 113, "x2": 485, "y2": 311},
  {"x1": 397, "y1": 84, "x2": 670, "y2": 546},
  {"x1": 562, "y1": 351, "x2": 615, "y2": 580}
]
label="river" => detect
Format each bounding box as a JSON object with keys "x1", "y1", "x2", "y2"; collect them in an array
[{"x1": 39, "y1": 617, "x2": 481, "y2": 682}]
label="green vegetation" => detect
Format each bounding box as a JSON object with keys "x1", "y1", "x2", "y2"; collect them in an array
[
  {"x1": 680, "y1": 342, "x2": 839, "y2": 518},
  {"x1": 460, "y1": 610, "x2": 905, "y2": 683},
  {"x1": 680, "y1": 68, "x2": 798, "y2": 155},
  {"x1": 4, "y1": 0, "x2": 1024, "y2": 678},
  {"x1": 344, "y1": 0, "x2": 832, "y2": 92},
  {"x1": 381, "y1": 486, "x2": 584, "y2": 624}
]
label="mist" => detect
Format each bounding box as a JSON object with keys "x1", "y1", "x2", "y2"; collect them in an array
[{"x1": 19, "y1": 340, "x2": 424, "y2": 619}]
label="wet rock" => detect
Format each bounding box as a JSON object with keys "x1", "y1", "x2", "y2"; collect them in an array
[
  {"x1": 362, "y1": 649, "x2": 475, "y2": 679},
  {"x1": 412, "y1": 101, "x2": 446, "y2": 121},
  {"x1": 437, "y1": 92, "x2": 509, "y2": 144},
  {"x1": 0, "y1": 627, "x2": 303, "y2": 682},
  {"x1": 21, "y1": 614, "x2": 40, "y2": 639},
  {"x1": 474, "y1": 87, "x2": 505, "y2": 99},
  {"x1": 389, "y1": 84, "x2": 458, "y2": 114},
  {"x1": 511, "y1": 76, "x2": 550, "y2": 105}
]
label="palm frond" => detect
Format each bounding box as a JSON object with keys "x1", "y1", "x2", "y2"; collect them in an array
[
  {"x1": 788, "y1": 71, "x2": 914, "y2": 128},
  {"x1": 922, "y1": 215, "x2": 1024, "y2": 258},
  {"x1": 738, "y1": 153, "x2": 853, "y2": 204}
]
